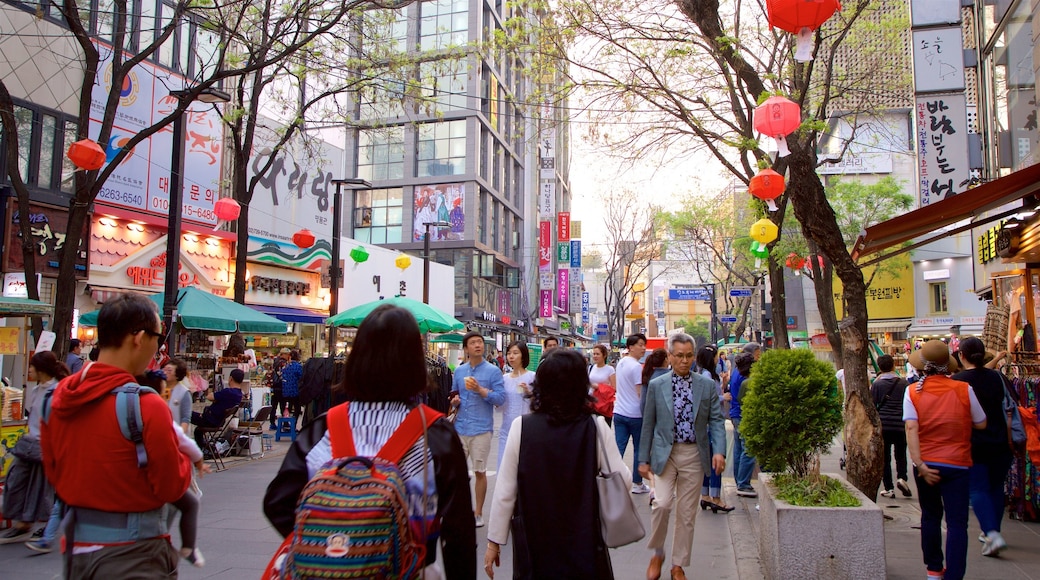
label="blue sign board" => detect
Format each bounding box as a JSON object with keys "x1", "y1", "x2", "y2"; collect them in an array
[
  {"x1": 581, "y1": 292, "x2": 590, "y2": 324},
  {"x1": 729, "y1": 287, "x2": 754, "y2": 298},
  {"x1": 720, "y1": 315, "x2": 739, "y2": 323},
  {"x1": 570, "y1": 241, "x2": 581, "y2": 268},
  {"x1": 669, "y1": 288, "x2": 711, "y2": 301}
]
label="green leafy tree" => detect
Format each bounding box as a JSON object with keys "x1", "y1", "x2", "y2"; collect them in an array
[
  {"x1": 740, "y1": 349, "x2": 843, "y2": 479},
  {"x1": 674, "y1": 316, "x2": 709, "y2": 347}
]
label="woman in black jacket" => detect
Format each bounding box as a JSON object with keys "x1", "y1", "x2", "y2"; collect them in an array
[
  {"x1": 952, "y1": 337, "x2": 1011, "y2": 557},
  {"x1": 263, "y1": 304, "x2": 475, "y2": 578}
]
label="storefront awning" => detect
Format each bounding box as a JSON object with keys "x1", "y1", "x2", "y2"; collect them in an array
[
  {"x1": 249, "y1": 304, "x2": 328, "y2": 325},
  {"x1": 852, "y1": 163, "x2": 1040, "y2": 266},
  {"x1": 867, "y1": 320, "x2": 911, "y2": 334}
]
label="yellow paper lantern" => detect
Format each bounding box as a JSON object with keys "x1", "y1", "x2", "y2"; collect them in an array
[
  {"x1": 749, "y1": 218, "x2": 779, "y2": 245},
  {"x1": 395, "y1": 254, "x2": 412, "y2": 270}
]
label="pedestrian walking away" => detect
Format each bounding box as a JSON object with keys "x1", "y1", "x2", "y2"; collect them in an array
[
  {"x1": 40, "y1": 293, "x2": 191, "y2": 578},
  {"x1": 871, "y1": 354, "x2": 911, "y2": 499},
  {"x1": 485, "y1": 348, "x2": 628, "y2": 579},
  {"x1": 904, "y1": 340, "x2": 988, "y2": 580}
]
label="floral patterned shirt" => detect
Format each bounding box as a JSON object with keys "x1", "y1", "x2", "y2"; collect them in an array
[{"x1": 672, "y1": 372, "x2": 696, "y2": 444}]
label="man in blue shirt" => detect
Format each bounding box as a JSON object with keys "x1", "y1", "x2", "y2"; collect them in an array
[{"x1": 451, "y1": 331, "x2": 505, "y2": 528}]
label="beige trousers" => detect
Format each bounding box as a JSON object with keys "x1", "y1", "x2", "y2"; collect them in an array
[{"x1": 647, "y1": 442, "x2": 704, "y2": 567}]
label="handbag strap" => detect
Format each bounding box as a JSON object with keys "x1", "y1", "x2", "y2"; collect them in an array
[{"x1": 594, "y1": 416, "x2": 609, "y2": 476}]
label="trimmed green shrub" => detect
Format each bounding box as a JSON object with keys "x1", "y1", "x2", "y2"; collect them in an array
[{"x1": 740, "y1": 349, "x2": 842, "y2": 478}]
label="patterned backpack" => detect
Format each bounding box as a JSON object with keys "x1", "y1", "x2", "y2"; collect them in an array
[{"x1": 265, "y1": 402, "x2": 442, "y2": 579}]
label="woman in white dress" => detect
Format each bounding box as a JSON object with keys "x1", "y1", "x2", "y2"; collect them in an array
[{"x1": 498, "y1": 341, "x2": 535, "y2": 470}]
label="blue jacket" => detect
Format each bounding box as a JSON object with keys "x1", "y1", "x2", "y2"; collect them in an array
[
  {"x1": 639, "y1": 370, "x2": 726, "y2": 475},
  {"x1": 728, "y1": 369, "x2": 745, "y2": 419}
]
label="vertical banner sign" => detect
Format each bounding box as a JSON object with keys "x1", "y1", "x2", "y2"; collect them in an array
[
  {"x1": 540, "y1": 289, "x2": 553, "y2": 317},
  {"x1": 571, "y1": 221, "x2": 581, "y2": 239},
  {"x1": 557, "y1": 269, "x2": 569, "y2": 312},
  {"x1": 557, "y1": 212, "x2": 570, "y2": 241},
  {"x1": 582, "y1": 292, "x2": 590, "y2": 324},
  {"x1": 916, "y1": 93, "x2": 970, "y2": 206},
  {"x1": 557, "y1": 243, "x2": 570, "y2": 263},
  {"x1": 539, "y1": 271, "x2": 554, "y2": 291},
  {"x1": 569, "y1": 269, "x2": 582, "y2": 314},
  {"x1": 538, "y1": 221, "x2": 552, "y2": 269},
  {"x1": 570, "y1": 240, "x2": 581, "y2": 268},
  {"x1": 538, "y1": 181, "x2": 556, "y2": 218}
]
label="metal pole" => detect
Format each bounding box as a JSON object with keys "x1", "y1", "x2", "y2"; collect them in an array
[
  {"x1": 327, "y1": 181, "x2": 343, "y2": 354},
  {"x1": 162, "y1": 108, "x2": 186, "y2": 343},
  {"x1": 709, "y1": 284, "x2": 718, "y2": 345},
  {"x1": 423, "y1": 223, "x2": 431, "y2": 304}
]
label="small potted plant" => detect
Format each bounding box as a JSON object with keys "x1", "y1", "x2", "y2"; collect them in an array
[{"x1": 740, "y1": 349, "x2": 884, "y2": 580}]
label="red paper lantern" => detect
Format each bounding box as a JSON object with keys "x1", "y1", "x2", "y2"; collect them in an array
[
  {"x1": 66, "y1": 139, "x2": 106, "y2": 170},
  {"x1": 502, "y1": 316, "x2": 510, "y2": 325},
  {"x1": 292, "y1": 229, "x2": 316, "y2": 249},
  {"x1": 766, "y1": 0, "x2": 842, "y2": 62},
  {"x1": 213, "y1": 197, "x2": 241, "y2": 221},
  {"x1": 754, "y1": 96, "x2": 801, "y2": 157},
  {"x1": 749, "y1": 168, "x2": 785, "y2": 212},
  {"x1": 785, "y1": 253, "x2": 807, "y2": 275}
]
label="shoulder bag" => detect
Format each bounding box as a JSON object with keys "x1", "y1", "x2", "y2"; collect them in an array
[
  {"x1": 594, "y1": 417, "x2": 646, "y2": 548},
  {"x1": 1000, "y1": 374, "x2": 1027, "y2": 446}
]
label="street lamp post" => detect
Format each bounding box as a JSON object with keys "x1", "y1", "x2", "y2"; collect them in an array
[
  {"x1": 327, "y1": 178, "x2": 371, "y2": 354},
  {"x1": 703, "y1": 283, "x2": 718, "y2": 345},
  {"x1": 163, "y1": 87, "x2": 230, "y2": 345},
  {"x1": 422, "y1": 221, "x2": 450, "y2": 304}
]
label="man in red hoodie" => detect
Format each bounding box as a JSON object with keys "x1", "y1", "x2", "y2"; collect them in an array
[{"x1": 41, "y1": 294, "x2": 191, "y2": 577}]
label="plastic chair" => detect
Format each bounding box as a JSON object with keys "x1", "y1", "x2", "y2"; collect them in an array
[
  {"x1": 197, "y1": 405, "x2": 241, "y2": 471},
  {"x1": 275, "y1": 417, "x2": 297, "y2": 442}
]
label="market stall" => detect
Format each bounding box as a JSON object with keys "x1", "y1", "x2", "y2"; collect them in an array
[{"x1": 0, "y1": 296, "x2": 52, "y2": 477}]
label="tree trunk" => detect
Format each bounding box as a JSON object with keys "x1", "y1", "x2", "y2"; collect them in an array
[
  {"x1": 767, "y1": 252, "x2": 789, "y2": 348},
  {"x1": 786, "y1": 148, "x2": 882, "y2": 499},
  {"x1": 233, "y1": 147, "x2": 250, "y2": 303}
]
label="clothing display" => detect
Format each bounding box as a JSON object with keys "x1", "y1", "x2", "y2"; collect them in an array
[{"x1": 1007, "y1": 376, "x2": 1040, "y2": 522}]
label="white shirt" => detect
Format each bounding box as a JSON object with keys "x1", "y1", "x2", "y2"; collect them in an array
[
  {"x1": 588, "y1": 363, "x2": 615, "y2": 386},
  {"x1": 614, "y1": 356, "x2": 643, "y2": 418}
]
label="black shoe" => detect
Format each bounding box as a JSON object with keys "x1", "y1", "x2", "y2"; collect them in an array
[{"x1": 736, "y1": 487, "x2": 758, "y2": 498}]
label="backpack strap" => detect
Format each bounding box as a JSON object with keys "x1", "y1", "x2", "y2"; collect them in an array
[
  {"x1": 328, "y1": 401, "x2": 356, "y2": 458},
  {"x1": 111, "y1": 383, "x2": 158, "y2": 468},
  {"x1": 327, "y1": 402, "x2": 444, "y2": 462}
]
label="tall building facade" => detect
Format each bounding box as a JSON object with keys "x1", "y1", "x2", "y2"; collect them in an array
[{"x1": 343, "y1": 0, "x2": 570, "y2": 345}]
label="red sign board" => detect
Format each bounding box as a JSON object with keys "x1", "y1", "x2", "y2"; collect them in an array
[
  {"x1": 539, "y1": 221, "x2": 552, "y2": 268},
  {"x1": 557, "y1": 212, "x2": 570, "y2": 242}
]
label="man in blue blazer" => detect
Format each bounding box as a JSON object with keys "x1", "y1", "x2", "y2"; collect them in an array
[{"x1": 638, "y1": 333, "x2": 727, "y2": 580}]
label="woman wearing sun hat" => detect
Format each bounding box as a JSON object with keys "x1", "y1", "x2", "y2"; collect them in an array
[{"x1": 904, "y1": 339, "x2": 988, "y2": 580}]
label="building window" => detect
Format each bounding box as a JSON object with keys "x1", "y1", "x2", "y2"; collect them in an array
[
  {"x1": 420, "y1": 62, "x2": 468, "y2": 111},
  {"x1": 420, "y1": 0, "x2": 468, "y2": 51},
  {"x1": 357, "y1": 127, "x2": 405, "y2": 181},
  {"x1": 417, "y1": 120, "x2": 466, "y2": 177},
  {"x1": 1, "y1": 101, "x2": 78, "y2": 195},
  {"x1": 353, "y1": 188, "x2": 404, "y2": 244},
  {"x1": 929, "y1": 282, "x2": 948, "y2": 314}
]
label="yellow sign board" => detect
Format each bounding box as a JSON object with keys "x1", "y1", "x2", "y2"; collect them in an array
[
  {"x1": 0, "y1": 327, "x2": 20, "y2": 355},
  {"x1": 833, "y1": 252, "x2": 915, "y2": 319}
]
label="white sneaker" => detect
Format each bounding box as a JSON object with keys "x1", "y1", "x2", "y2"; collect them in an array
[
  {"x1": 896, "y1": 479, "x2": 912, "y2": 497},
  {"x1": 981, "y1": 531, "x2": 1007, "y2": 557},
  {"x1": 880, "y1": 489, "x2": 895, "y2": 498},
  {"x1": 978, "y1": 532, "x2": 986, "y2": 543},
  {"x1": 474, "y1": 515, "x2": 484, "y2": 528},
  {"x1": 631, "y1": 482, "x2": 651, "y2": 494}
]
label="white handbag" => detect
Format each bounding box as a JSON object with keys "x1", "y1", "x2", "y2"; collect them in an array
[{"x1": 594, "y1": 418, "x2": 646, "y2": 548}]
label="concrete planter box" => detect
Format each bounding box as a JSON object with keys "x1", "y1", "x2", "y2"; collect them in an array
[{"x1": 758, "y1": 472, "x2": 885, "y2": 580}]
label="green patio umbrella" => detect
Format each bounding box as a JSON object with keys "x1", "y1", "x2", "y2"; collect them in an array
[
  {"x1": 0, "y1": 296, "x2": 52, "y2": 317},
  {"x1": 327, "y1": 296, "x2": 465, "y2": 334},
  {"x1": 430, "y1": 333, "x2": 493, "y2": 344},
  {"x1": 78, "y1": 287, "x2": 287, "y2": 334}
]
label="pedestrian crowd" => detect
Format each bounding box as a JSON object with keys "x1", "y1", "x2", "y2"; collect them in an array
[{"x1": 4, "y1": 292, "x2": 1023, "y2": 580}]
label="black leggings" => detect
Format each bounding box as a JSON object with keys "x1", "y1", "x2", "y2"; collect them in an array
[{"x1": 171, "y1": 488, "x2": 199, "y2": 551}]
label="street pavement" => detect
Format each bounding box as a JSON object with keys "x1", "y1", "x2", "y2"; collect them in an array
[{"x1": 2, "y1": 419, "x2": 1039, "y2": 579}]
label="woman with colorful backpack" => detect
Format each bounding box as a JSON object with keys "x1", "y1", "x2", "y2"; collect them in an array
[{"x1": 263, "y1": 304, "x2": 475, "y2": 579}]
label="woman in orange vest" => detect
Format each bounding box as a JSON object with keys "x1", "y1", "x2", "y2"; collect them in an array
[{"x1": 904, "y1": 340, "x2": 988, "y2": 580}]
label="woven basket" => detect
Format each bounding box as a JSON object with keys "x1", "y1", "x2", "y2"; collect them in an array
[{"x1": 982, "y1": 303, "x2": 1010, "y2": 352}]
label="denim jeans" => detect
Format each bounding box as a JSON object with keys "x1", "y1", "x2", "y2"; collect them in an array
[
  {"x1": 915, "y1": 465, "x2": 970, "y2": 580},
  {"x1": 969, "y1": 446, "x2": 1013, "y2": 534},
  {"x1": 613, "y1": 414, "x2": 643, "y2": 484},
  {"x1": 42, "y1": 498, "x2": 63, "y2": 543},
  {"x1": 701, "y1": 432, "x2": 723, "y2": 497},
  {"x1": 731, "y1": 418, "x2": 756, "y2": 489}
]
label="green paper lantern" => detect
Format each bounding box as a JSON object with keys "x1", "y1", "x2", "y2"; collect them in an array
[{"x1": 349, "y1": 246, "x2": 370, "y2": 264}]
